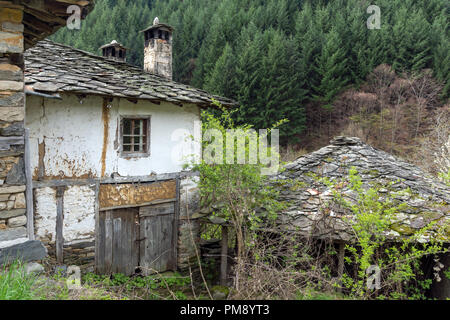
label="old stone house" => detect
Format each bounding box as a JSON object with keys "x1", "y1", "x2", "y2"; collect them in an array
[
  {"x1": 274, "y1": 136, "x2": 450, "y2": 297},
  {"x1": 0, "y1": 2, "x2": 234, "y2": 276}
]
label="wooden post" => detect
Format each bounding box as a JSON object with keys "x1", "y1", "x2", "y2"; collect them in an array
[
  {"x1": 24, "y1": 129, "x2": 35, "y2": 240},
  {"x1": 56, "y1": 186, "x2": 66, "y2": 264},
  {"x1": 337, "y1": 241, "x2": 345, "y2": 293},
  {"x1": 220, "y1": 226, "x2": 229, "y2": 286},
  {"x1": 172, "y1": 177, "x2": 181, "y2": 270}
]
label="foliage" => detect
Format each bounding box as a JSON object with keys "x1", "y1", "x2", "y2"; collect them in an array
[
  {"x1": 51, "y1": 0, "x2": 449, "y2": 142},
  {"x1": 187, "y1": 102, "x2": 286, "y2": 292},
  {"x1": 323, "y1": 167, "x2": 449, "y2": 299},
  {"x1": 82, "y1": 272, "x2": 191, "y2": 300},
  {"x1": 0, "y1": 260, "x2": 37, "y2": 300}
]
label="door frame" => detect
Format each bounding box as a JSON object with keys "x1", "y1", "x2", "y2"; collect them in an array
[{"x1": 94, "y1": 177, "x2": 181, "y2": 275}]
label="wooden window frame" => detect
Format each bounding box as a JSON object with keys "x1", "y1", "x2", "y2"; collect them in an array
[{"x1": 120, "y1": 115, "x2": 151, "y2": 158}]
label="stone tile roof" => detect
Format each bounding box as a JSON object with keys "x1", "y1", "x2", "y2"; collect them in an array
[
  {"x1": 24, "y1": 40, "x2": 236, "y2": 107},
  {"x1": 274, "y1": 136, "x2": 450, "y2": 242}
]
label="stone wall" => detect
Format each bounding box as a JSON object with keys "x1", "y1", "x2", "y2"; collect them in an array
[
  {"x1": 144, "y1": 37, "x2": 172, "y2": 80},
  {"x1": 0, "y1": 2, "x2": 27, "y2": 248}
]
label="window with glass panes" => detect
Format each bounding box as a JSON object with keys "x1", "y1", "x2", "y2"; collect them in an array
[{"x1": 121, "y1": 118, "x2": 150, "y2": 154}]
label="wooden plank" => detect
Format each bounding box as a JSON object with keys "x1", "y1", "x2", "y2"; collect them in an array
[
  {"x1": 94, "y1": 182, "x2": 101, "y2": 273},
  {"x1": 32, "y1": 171, "x2": 198, "y2": 189},
  {"x1": 55, "y1": 186, "x2": 65, "y2": 263},
  {"x1": 24, "y1": 129, "x2": 34, "y2": 240},
  {"x1": 139, "y1": 202, "x2": 174, "y2": 217},
  {"x1": 132, "y1": 209, "x2": 140, "y2": 274},
  {"x1": 122, "y1": 208, "x2": 138, "y2": 276},
  {"x1": 160, "y1": 214, "x2": 173, "y2": 271},
  {"x1": 99, "y1": 198, "x2": 176, "y2": 212},
  {"x1": 96, "y1": 211, "x2": 105, "y2": 274},
  {"x1": 125, "y1": 209, "x2": 133, "y2": 275},
  {"x1": 112, "y1": 216, "x2": 122, "y2": 274},
  {"x1": 104, "y1": 211, "x2": 113, "y2": 274},
  {"x1": 98, "y1": 180, "x2": 177, "y2": 209},
  {"x1": 139, "y1": 216, "x2": 148, "y2": 275}
]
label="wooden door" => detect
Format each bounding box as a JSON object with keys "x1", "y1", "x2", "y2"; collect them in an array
[
  {"x1": 96, "y1": 208, "x2": 140, "y2": 275},
  {"x1": 139, "y1": 202, "x2": 177, "y2": 275}
]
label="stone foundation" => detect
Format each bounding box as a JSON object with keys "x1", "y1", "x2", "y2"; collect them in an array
[{"x1": 43, "y1": 239, "x2": 95, "y2": 271}]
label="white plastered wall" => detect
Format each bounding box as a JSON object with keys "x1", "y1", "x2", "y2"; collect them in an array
[{"x1": 26, "y1": 93, "x2": 201, "y2": 245}]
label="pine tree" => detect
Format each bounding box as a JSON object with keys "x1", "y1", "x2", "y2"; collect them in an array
[{"x1": 313, "y1": 28, "x2": 350, "y2": 104}]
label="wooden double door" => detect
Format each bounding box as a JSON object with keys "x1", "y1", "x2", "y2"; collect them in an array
[{"x1": 96, "y1": 201, "x2": 177, "y2": 276}]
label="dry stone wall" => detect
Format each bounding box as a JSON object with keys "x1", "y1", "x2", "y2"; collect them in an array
[{"x1": 0, "y1": 2, "x2": 27, "y2": 248}]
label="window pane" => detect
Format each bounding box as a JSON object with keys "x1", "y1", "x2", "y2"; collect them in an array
[
  {"x1": 134, "y1": 120, "x2": 142, "y2": 135},
  {"x1": 122, "y1": 118, "x2": 149, "y2": 154},
  {"x1": 123, "y1": 119, "x2": 131, "y2": 135},
  {"x1": 123, "y1": 144, "x2": 131, "y2": 152}
]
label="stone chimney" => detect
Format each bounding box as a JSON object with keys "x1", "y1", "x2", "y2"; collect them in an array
[
  {"x1": 100, "y1": 40, "x2": 127, "y2": 62},
  {"x1": 141, "y1": 17, "x2": 173, "y2": 80}
]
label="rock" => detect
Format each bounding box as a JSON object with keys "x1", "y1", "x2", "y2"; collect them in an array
[
  {"x1": 13, "y1": 192, "x2": 25, "y2": 209},
  {"x1": 5, "y1": 158, "x2": 25, "y2": 185},
  {"x1": 0, "y1": 80, "x2": 23, "y2": 91},
  {"x1": 0, "y1": 225, "x2": 26, "y2": 241},
  {"x1": 211, "y1": 285, "x2": 230, "y2": 300},
  {"x1": 0, "y1": 185, "x2": 26, "y2": 194},
  {"x1": 7, "y1": 215, "x2": 26, "y2": 227},
  {"x1": 0, "y1": 208, "x2": 26, "y2": 219},
  {"x1": 25, "y1": 262, "x2": 45, "y2": 275},
  {"x1": 0, "y1": 121, "x2": 24, "y2": 136},
  {"x1": 6, "y1": 200, "x2": 14, "y2": 210},
  {"x1": 208, "y1": 215, "x2": 227, "y2": 225},
  {"x1": 0, "y1": 240, "x2": 47, "y2": 265}
]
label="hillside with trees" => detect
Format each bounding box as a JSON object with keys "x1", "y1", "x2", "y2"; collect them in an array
[{"x1": 51, "y1": 0, "x2": 449, "y2": 156}]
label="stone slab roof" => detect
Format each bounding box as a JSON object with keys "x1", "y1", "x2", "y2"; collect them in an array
[
  {"x1": 24, "y1": 40, "x2": 236, "y2": 107},
  {"x1": 274, "y1": 136, "x2": 450, "y2": 242}
]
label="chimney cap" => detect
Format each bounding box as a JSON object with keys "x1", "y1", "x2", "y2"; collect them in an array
[
  {"x1": 140, "y1": 18, "x2": 174, "y2": 33},
  {"x1": 99, "y1": 40, "x2": 129, "y2": 50}
]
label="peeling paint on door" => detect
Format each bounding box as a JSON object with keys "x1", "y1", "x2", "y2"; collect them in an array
[{"x1": 99, "y1": 180, "x2": 176, "y2": 210}]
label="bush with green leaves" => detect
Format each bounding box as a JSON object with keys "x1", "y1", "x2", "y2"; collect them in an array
[
  {"x1": 321, "y1": 167, "x2": 449, "y2": 299},
  {"x1": 187, "y1": 102, "x2": 286, "y2": 292}
]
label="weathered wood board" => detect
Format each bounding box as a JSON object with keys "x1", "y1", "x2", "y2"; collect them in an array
[
  {"x1": 96, "y1": 208, "x2": 139, "y2": 275},
  {"x1": 96, "y1": 203, "x2": 176, "y2": 276},
  {"x1": 139, "y1": 203, "x2": 176, "y2": 275},
  {"x1": 98, "y1": 180, "x2": 176, "y2": 210}
]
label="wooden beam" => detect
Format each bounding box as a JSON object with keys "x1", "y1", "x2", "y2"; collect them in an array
[
  {"x1": 24, "y1": 129, "x2": 35, "y2": 240},
  {"x1": 220, "y1": 226, "x2": 229, "y2": 286},
  {"x1": 99, "y1": 198, "x2": 177, "y2": 212},
  {"x1": 172, "y1": 177, "x2": 180, "y2": 270},
  {"x1": 55, "y1": 185, "x2": 65, "y2": 263}
]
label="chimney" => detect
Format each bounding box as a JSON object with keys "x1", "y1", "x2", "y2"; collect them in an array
[
  {"x1": 141, "y1": 17, "x2": 173, "y2": 80},
  {"x1": 100, "y1": 40, "x2": 127, "y2": 62}
]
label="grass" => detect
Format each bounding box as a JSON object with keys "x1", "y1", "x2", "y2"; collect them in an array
[{"x1": 0, "y1": 260, "x2": 37, "y2": 300}]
